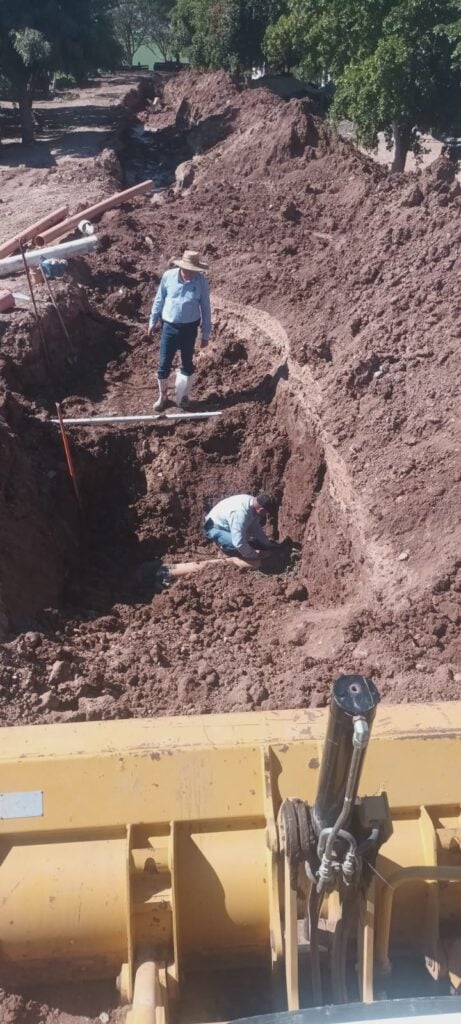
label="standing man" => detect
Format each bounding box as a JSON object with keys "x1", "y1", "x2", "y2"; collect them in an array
[
  {"x1": 148, "y1": 249, "x2": 212, "y2": 411},
  {"x1": 204, "y1": 493, "x2": 278, "y2": 564}
]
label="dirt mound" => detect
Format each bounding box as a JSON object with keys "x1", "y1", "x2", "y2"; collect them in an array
[
  {"x1": 150, "y1": 70, "x2": 326, "y2": 170},
  {"x1": 0, "y1": 983, "x2": 124, "y2": 1024},
  {"x1": 163, "y1": 69, "x2": 240, "y2": 124}
]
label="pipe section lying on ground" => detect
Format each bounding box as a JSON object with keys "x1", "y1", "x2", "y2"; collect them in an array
[
  {"x1": 168, "y1": 556, "x2": 257, "y2": 576},
  {"x1": 50, "y1": 412, "x2": 223, "y2": 424},
  {"x1": 0, "y1": 236, "x2": 99, "y2": 277},
  {"x1": 0, "y1": 205, "x2": 69, "y2": 260},
  {"x1": 36, "y1": 180, "x2": 154, "y2": 246}
]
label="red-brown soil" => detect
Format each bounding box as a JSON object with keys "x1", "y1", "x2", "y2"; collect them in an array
[
  {"x1": 0, "y1": 68, "x2": 461, "y2": 1021},
  {"x1": 1, "y1": 69, "x2": 460, "y2": 724}
]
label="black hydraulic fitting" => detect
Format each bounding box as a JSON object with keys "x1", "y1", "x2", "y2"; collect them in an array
[{"x1": 312, "y1": 674, "x2": 380, "y2": 836}]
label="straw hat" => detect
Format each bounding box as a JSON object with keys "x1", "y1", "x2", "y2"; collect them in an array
[{"x1": 172, "y1": 249, "x2": 209, "y2": 272}]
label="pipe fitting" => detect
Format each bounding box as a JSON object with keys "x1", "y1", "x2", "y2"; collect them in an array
[
  {"x1": 352, "y1": 716, "x2": 369, "y2": 748},
  {"x1": 342, "y1": 849, "x2": 357, "y2": 885}
]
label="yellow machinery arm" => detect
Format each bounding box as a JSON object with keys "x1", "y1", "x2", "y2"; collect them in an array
[{"x1": 0, "y1": 678, "x2": 461, "y2": 1022}]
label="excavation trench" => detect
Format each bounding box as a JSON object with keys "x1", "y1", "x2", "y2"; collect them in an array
[
  {"x1": 0, "y1": 298, "x2": 367, "y2": 727},
  {"x1": 6, "y1": 303, "x2": 362, "y2": 616}
]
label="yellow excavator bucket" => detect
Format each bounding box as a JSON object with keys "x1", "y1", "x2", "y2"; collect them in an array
[{"x1": 1, "y1": 676, "x2": 461, "y2": 1023}]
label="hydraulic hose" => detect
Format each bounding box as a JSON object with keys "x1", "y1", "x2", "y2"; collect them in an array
[
  {"x1": 316, "y1": 717, "x2": 369, "y2": 894},
  {"x1": 307, "y1": 883, "x2": 322, "y2": 1006},
  {"x1": 307, "y1": 675, "x2": 380, "y2": 1007},
  {"x1": 331, "y1": 891, "x2": 357, "y2": 1005}
]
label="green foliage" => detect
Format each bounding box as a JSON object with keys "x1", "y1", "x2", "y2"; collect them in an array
[
  {"x1": 113, "y1": 0, "x2": 150, "y2": 64},
  {"x1": 333, "y1": 35, "x2": 417, "y2": 151},
  {"x1": 0, "y1": 0, "x2": 122, "y2": 140},
  {"x1": 172, "y1": 0, "x2": 228, "y2": 69},
  {"x1": 146, "y1": 0, "x2": 175, "y2": 59},
  {"x1": 0, "y1": 1, "x2": 121, "y2": 86},
  {"x1": 171, "y1": 0, "x2": 283, "y2": 72},
  {"x1": 264, "y1": 13, "x2": 301, "y2": 72},
  {"x1": 264, "y1": 0, "x2": 461, "y2": 169},
  {"x1": 50, "y1": 1, "x2": 123, "y2": 80},
  {"x1": 113, "y1": 0, "x2": 174, "y2": 64},
  {"x1": 12, "y1": 27, "x2": 51, "y2": 69}
]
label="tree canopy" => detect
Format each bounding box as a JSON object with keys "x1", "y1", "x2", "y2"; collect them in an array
[
  {"x1": 171, "y1": 0, "x2": 283, "y2": 73},
  {"x1": 0, "y1": 0, "x2": 121, "y2": 142},
  {"x1": 264, "y1": 0, "x2": 461, "y2": 170},
  {"x1": 2, "y1": 0, "x2": 460, "y2": 163},
  {"x1": 112, "y1": 0, "x2": 174, "y2": 65}
]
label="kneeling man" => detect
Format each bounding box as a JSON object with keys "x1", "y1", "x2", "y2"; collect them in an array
[{"x1": 204, "y1": 493, "x2": 277, "y2": 564}]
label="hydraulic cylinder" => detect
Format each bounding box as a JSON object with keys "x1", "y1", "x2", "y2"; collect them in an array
[{"x1": 312, "y1": 674, "x2": 380, "y2": 835}]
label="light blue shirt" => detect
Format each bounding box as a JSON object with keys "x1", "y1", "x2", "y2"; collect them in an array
[
  {"x1": 208, "y1": 494, "x2": 269, "y2": 560},
  {"x1": 150, "y1": 268, "x2": 212, "y2": 339}
]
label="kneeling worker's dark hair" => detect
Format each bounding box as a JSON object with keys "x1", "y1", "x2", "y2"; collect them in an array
[{"x1": 256, "y1": 493, "x2": 275, "y2": 514}]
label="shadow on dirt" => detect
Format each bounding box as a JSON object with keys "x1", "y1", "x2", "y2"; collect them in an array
[
  {"x1": 133, "y1": 539, "x2": 302, "y2": 602},
  {"x1": 0, "y1": 103, "x2": 119, "y2": 167}
]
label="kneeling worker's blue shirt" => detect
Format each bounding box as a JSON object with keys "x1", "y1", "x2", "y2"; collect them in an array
[{"x1": 149, "y1": 268, "x2": 212, "y2": 340}]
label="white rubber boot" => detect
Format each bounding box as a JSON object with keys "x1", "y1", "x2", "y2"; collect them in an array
[
  {"x1": 153, "y1": 379, "x2": 168, "y2": 412},
  {"x1": 175, "y1": 370, "x2": 193, "y2": 408}
]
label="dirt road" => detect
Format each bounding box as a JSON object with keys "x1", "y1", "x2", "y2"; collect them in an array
[{"x1": 0, "y1": 75, "x2": 141, "y2": 235}]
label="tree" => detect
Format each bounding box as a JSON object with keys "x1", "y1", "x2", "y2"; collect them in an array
[
  {"x1": 145, "y1": 0, "x2": 175, "y2": 60},
  {"x1": 171, "y1": 0, "x2": 283, "y2": 73},
  {"x1": 113, "y1": 0, "x2": 151, "y2": 65},
  {"x1": 264, "y1": 0, "x2": 461, "y2": 171},
  {"x1": 0, "y1": 0, "x2": 122, "y2": 143},
  {"x1": 112, "y1": 0, "x2": 174, "y2": 65},
  {"x1": 1, "y1": 27, "x2": 51, "y2": 142},
  {"x1": 264, "y1": 13, "x2": 301, "y2": 74}
]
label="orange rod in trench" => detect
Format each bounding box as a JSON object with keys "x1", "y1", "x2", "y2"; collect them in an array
[{"x1": 55, "y1": 402, "x2": 82, "y2": 511}]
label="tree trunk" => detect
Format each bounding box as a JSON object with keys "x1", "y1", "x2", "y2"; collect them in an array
[
  {"x1": 156, "y1": 40, "x2": 168, "y2": 60},
  {"x1": 17, "y1": 83, "x2": 35, "y2": 144},
  {"x1": 127, "y1": 27, "x2": 136, "y2": 66},
  {"x1": 391, "y1": 121, "x2": 410, "y2": 173}
]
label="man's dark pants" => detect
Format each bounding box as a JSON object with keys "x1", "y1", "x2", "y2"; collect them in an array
[
  {"x1": 157, "y1": 320, "x2": 199, "y2": 380},
  {"x1": 204, "y1": 518, "x2": 239, "y2": 556}
]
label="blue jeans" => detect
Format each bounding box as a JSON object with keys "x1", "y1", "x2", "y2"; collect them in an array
[
  {"x1": 157, "y1": 320, "x2": 199, "y2": 380},
  {"x1": 204, "y1": 520, "x2": 238, "y2": 556}
]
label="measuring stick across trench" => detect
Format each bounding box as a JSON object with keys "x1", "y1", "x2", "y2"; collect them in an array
[
  {"x1": 55, "y1": 402, "x2": 82, "y2": 510},
  {"x1": 51, "y1": 412, "x2": 223, "y2": 425}
]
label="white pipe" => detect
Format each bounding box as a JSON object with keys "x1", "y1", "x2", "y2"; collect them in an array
[
  {"x1": 0, "y1": 236, "x2": 99, "y2": 277},
  {"x1": 50, "y1": 411, "x2": 222, "y2": 425}
]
